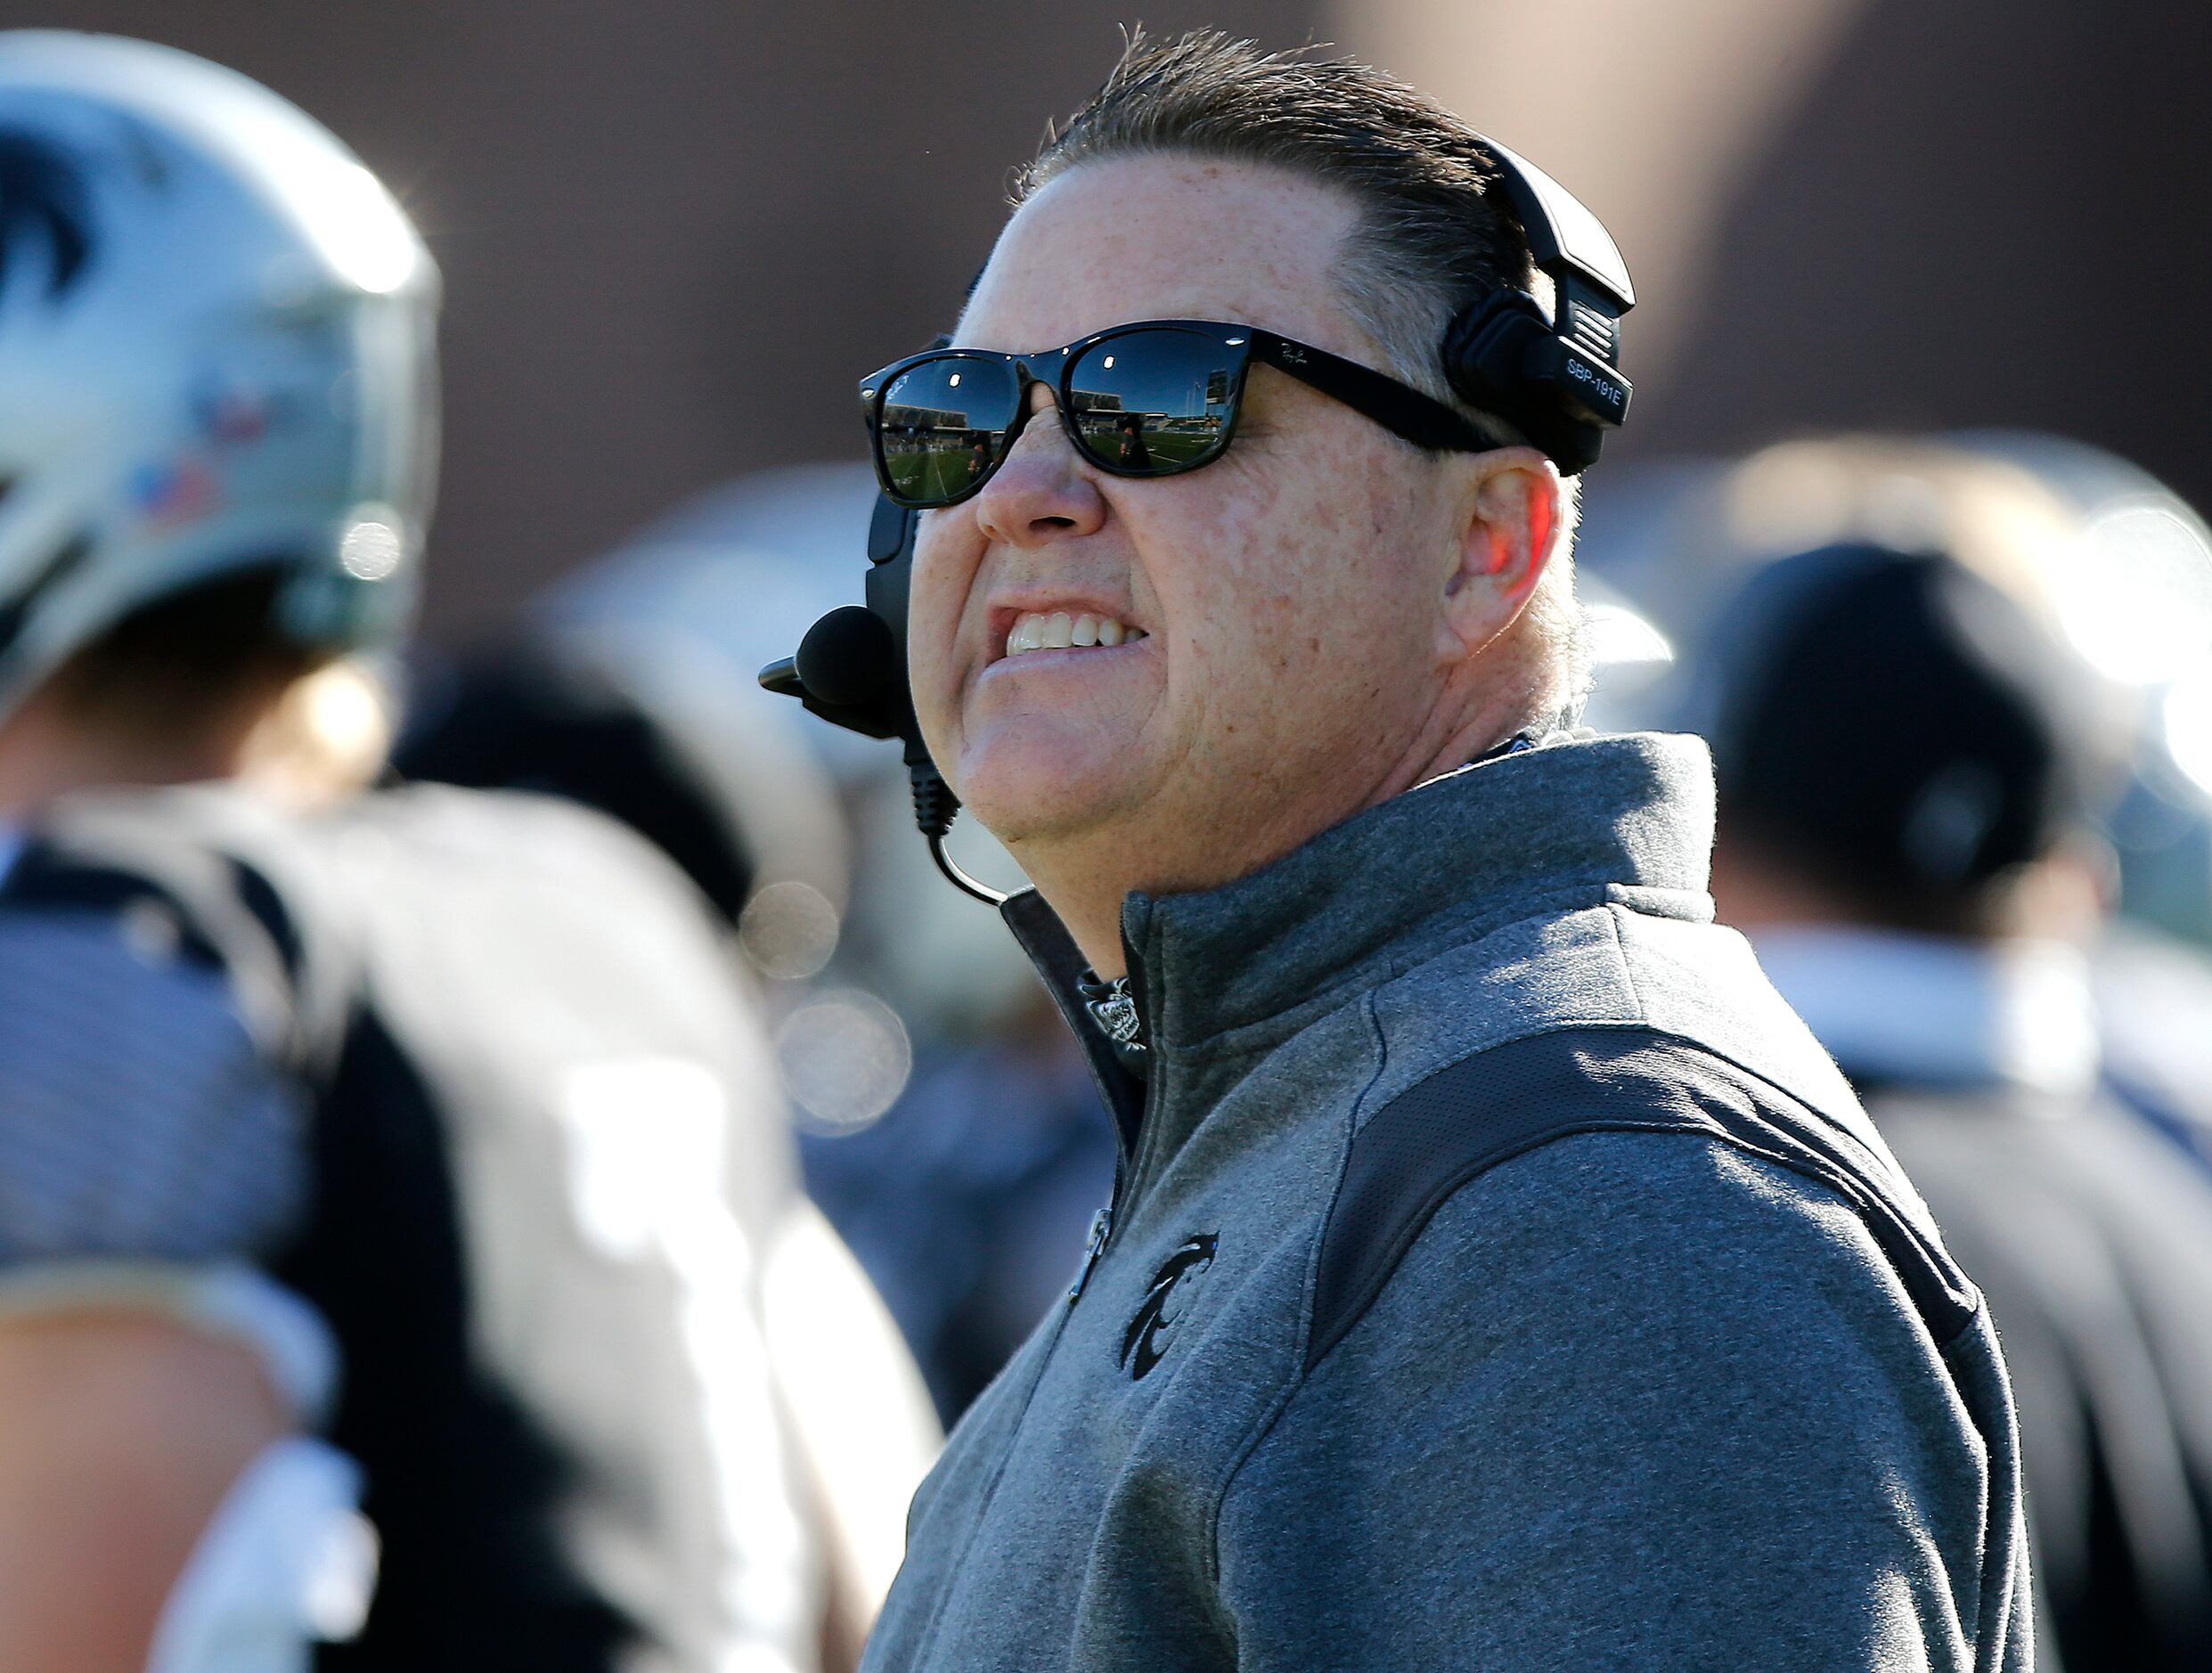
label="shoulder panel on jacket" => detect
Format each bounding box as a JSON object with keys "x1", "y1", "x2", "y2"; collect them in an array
[{"x1": 1307, "y1": 1025, "x2": 1979, "y2": 1372}]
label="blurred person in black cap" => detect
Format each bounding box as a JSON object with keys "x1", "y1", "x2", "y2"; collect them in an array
[
  {"x1": 1707, "y1": 536, "x2": 2212, "y2": 1670},
  {"x1": 0, "y1": 33, "x2": 928, "y2": 1673},
  {"x1": 1580, "y1": 432, "x2": 2212, "y2": 1179}
]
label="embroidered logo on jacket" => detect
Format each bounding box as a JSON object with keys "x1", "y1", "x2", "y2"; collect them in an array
[{"x1": 1120, "y1": 1233, "x2": 1218, "y2": 1380}]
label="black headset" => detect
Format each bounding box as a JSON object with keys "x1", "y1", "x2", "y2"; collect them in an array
[
  {"x1": 1441, "y1": 138, "x2": 1635, "y2": 473},
  {"x1": 759, "y1": 135, "x2": 1633, "y2": 904}
]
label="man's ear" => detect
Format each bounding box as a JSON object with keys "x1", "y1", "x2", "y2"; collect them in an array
[{"x1": 1440, "y1": 446, "x2": 1562, "y2": 656}]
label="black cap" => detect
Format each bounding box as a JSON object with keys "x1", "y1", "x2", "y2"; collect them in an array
[{"x1": 1709, "y1": 543, "x2": 2102, "y2": 909}]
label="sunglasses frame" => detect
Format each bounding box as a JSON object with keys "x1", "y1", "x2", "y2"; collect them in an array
[{"x1": 859, "y1": 319, "x2": 1493, "y2": 510}]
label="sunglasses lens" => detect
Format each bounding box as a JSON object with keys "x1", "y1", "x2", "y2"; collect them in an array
[
  {"x1": 873, "y1": 357, "x2": 1022, "y2": 505},
  {"x1": 1066, "y1": 329, "x2": 1240, "y2": 475}
]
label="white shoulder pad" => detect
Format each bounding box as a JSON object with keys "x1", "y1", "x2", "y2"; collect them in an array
[{"x1": 145, "y1": 1437, "x2": 378, "y2": 1673}]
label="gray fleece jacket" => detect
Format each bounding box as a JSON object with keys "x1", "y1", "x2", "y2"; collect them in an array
[{"x1": 861, "y1": 732, "x2": 2033, "y2": 1672}]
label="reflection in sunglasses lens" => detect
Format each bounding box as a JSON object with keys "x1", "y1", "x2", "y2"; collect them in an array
[
  {"x1": 1068, "y1": 330, "x2": 1237, "y2": 476},
  {"x1": 878, "y1": 358, "x2": 1018, "y2": 505}
]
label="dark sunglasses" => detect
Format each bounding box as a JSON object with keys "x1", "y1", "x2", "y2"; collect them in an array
[{"x1": 858, "y1": 319, "x2": 1492, "y2": 510}]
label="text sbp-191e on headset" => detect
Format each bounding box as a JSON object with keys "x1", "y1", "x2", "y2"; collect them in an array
[{"x1": 759, "y1": 135, "x2": 1634, "y2": 904}]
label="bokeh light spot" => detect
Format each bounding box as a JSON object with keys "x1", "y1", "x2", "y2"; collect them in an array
[
  {"x1": 738, "y1": 880, "x2": 841, "y2": 981},
  {"x1": 339, "y1": 518, "x2": 403, "y2": 580},
  {"x1": 1583, "y1": 602, "x2": 1673, "y2": 666},
  {"x1": 2055, "y1": 505, "x2": 2212, "y2": 685},
  {"x1": 775, "y1": 990, "x2": 910, "y2": 1134},
  {"x1": 2162, "y1": 659, "x2": 2212, "y2": 797}
]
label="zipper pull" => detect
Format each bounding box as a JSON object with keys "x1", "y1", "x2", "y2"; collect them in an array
[{"x1": 1069, "y1": 1206, "x2": 1114, "y2": 1303}]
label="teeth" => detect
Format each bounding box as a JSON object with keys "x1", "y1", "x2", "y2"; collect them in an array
[{"x1": 1003, "y1": 610, "x2": 1147, "y2": 657}]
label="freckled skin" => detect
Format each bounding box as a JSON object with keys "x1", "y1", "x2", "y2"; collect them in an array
[{"x1": 909, "y1": 156, "x2": 1563, "y2": 975}]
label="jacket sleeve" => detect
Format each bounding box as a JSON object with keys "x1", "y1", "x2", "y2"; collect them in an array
[{"x1": 1217, "y1": 1129, "x2": 2009, "y2": 1672}]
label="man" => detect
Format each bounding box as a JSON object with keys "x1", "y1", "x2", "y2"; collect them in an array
[
  {"x1": 1705, "y1": 535, "x2": 2212, "y2": 1670},
  {"x1": 0, "y1": 33, "x2": 926, "y2": 1672},
  {"x1": 1110, "y1": 414, "x2": 1150, "y2": 471},
  {"x1": 853, "y1": 31, "x2": 2031, "y2": 1672}
]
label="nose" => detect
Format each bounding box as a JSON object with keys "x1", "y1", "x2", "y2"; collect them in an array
[{"x1": 972, "y1": 380, "x2": 1107, "y2": 549}]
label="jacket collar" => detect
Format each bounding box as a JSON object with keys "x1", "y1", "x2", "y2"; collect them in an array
[{"x1": 1005, "y1": 730, "x2": 1718, "y2": 1075}]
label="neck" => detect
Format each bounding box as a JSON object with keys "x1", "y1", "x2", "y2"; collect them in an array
[
  {"x1": 1013, "y1": 682, "x2": 1543, "y2": 980},
  {"x1": 0, "y1": 700, "x2": 255, "y2": 825}
]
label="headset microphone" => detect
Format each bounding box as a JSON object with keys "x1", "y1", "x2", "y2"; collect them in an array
[
  {"x1": 788, "y1": 606, "x2": 901, "y2": 733},
  {"x1": 758, "y1": 491, "x2": 1008, "y2": 904}
]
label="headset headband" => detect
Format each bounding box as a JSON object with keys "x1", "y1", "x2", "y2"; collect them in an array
[
  {"x1": 1448, "y1": 135, "x2": 1635, "y2": 474},
  {"x1": 1482, "y1": 139, "x2": 1635, "y2": 312}
]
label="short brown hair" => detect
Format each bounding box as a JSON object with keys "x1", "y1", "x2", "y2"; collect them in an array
[
  {"x1": 1019, "y1": 30, "x2": 1536, "y2": 448},
  {"x1": 44, "y1": 567, "x2": 332, "y2": 753}
]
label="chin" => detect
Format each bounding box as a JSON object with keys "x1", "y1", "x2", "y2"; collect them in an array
[{"x1": 951, "y1": 718, "x2": 1143, "y2": 848}]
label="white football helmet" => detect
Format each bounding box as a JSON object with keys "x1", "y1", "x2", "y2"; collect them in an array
[{"x1": 0, "y1": 31, "x2": 437, "y2": 722}]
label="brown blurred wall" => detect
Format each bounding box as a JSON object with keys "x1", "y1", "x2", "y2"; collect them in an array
[
  {"x1": 16, "y1": 1, "x2": 2208, "y2": 630},
  {"x1": 1653, "y1": 0, "x2": 2212, "y2": 513},
  {"x1": 1336, "y1": 0, "x2": 2212, "y2": 510},
  {"x1": 5, "y1": 1, "x2": 1321, "y2": 634}
]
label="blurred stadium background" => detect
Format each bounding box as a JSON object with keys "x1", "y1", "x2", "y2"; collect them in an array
[{"x1": 11, "y1": 0, "x2": 2207, "y2": 633}]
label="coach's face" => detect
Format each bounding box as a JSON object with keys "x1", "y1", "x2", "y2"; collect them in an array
[{"x1": 910, "y1": 156, "x2": 1549, "y2": 893}]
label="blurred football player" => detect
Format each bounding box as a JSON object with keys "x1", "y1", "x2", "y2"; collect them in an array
[
  {"x1": 1706, "y1": 534, "x2": 2212, "y2": 1670},
  {"x1": 0, "y1": 31, "x2": 928, "y2": 1673}
]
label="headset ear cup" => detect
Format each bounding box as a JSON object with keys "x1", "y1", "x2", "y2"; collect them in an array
[{"x1": 1442, "y1": 290, "x2": 1550, "y2": 415}]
